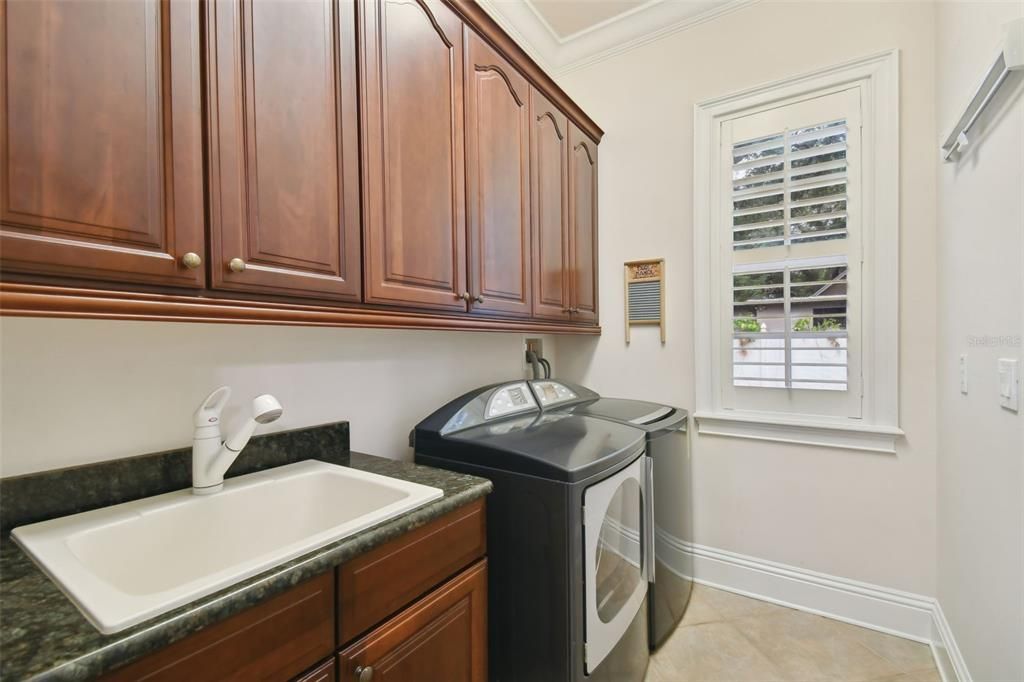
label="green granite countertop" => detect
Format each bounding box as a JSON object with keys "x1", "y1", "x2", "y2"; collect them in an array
[{"x1": 0, "y1": 452, "x2": 491, "y2": 681}]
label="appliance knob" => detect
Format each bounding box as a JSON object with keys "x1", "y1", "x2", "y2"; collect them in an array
[{"x1": 355, "y1": 665, "x2": 374, "y2": 682}]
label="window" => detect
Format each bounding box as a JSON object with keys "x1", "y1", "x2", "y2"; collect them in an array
[
  {"x1": 723, "y1": 91, "x2": 861, "y2": 418},
  {"x1": 694, "y1": 51, "x2": 901, "y2": 452},
  {"x1": 733, "y1": 260, "x2": 849, "y2": 392}
]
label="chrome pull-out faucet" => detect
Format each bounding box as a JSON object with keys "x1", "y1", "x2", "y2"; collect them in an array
[{"x1": 192, "y1": 387, "x2": 283, "y2": 495}]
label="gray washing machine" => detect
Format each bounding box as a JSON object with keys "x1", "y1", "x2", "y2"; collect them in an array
[
  {"x1": 413, "y1": 381, "x2": 653, "y2": 682},
  {"x1": 566, "y1": 396, "x2": 692, "y2": 649}
]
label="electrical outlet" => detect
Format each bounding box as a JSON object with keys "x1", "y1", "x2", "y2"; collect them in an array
[
  {"x1": 998, "y1": 358, "x2": 1019, "y2": 412},
  {"x1": 525, "y1": 338, "x2": 543, "y2": 361},
  {"x1": 960, "y1": 354, "x2": 968, "y2": 395},
  {"x1": 524, "y1": 338, "x2": 544, "y2": 379}
]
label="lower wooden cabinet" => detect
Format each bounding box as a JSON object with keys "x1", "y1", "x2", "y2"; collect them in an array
[
  {"x1": 295, "y1": 658, "x2": 337, "y2": 682},
  {"x1": 102, "y1": 572, "x2": 335, "y2": 682},
  {"x1": 338, "y1": 560, "x2": 488, "y2": 682},
  {"x1": 338, "y1": 499, "x2": 487, "y2": 643}
]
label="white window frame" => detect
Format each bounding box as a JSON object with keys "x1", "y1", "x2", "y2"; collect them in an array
[{"x1": 693, "y1": 50, "x2": 903, "y2": 453}]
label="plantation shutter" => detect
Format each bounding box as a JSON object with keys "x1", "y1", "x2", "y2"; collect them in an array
[
  {"x1": 720, "y1": 89, "x2": 862, "y2": 417},
  {"x1": 731, "y1": 120, "x2": 849, "y2": 250}
]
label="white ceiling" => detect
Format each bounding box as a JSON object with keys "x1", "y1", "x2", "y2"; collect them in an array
[
  {"x1": 480, "y1": 0, "x2": 753, "y2": 75},
  {"x1": 528, "y1": 0, "x2": 650, "y2": 40}
]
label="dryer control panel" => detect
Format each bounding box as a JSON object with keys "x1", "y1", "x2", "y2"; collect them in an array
[{"x1": 530, "y1": 381, "x2": 579, "y2": 407}]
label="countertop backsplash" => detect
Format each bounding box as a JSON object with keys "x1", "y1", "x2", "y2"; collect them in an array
[{"x1": 0, "y1": 421, "x2": 350, "y2": 534}]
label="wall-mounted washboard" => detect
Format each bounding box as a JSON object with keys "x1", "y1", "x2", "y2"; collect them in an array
[{"x1": 624, "y1": 259, "x2": 665, "y2": 343}]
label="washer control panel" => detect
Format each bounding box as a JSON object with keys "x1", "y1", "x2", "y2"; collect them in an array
[{"x1": 486, "y1": 382, "x2": 538, "y2": 419}]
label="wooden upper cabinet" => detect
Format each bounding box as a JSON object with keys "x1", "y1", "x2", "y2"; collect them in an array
[
  {"x1": 569, "y1": 124, "x2": 598, "y2": 324},
  {"x1": 529, "y1": 89, "x2": 571, "y2": 321},
  {"x1": 463, "y1": 31, "x2": 532, "y2": 318},
  {"x1": 0, "y1": 0, "x2": 205, "y2": 288},
  {"x1": 0, "y1": 0, "x2": 602, "y2": 332},
  {"x1": 205, "y1": 0, "x2": 361, "y2": 302},
  {"x1": 360, "y1": 0, "x2": 468, "y2": 312}
]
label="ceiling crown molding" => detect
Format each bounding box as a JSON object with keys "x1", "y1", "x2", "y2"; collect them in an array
[{"x1": 476, "y1": 0, "x2": 760, "y2": 77}]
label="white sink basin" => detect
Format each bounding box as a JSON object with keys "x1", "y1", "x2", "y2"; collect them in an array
[{"x1": 11, "y1": 460, "x2": 443, "y2": 634}]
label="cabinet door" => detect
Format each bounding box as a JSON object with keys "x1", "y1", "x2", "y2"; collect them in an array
[
  {"x1": 338, "y1": 560, "x2": 487, "y2": 682},
  {"x1": 569, "y1": 124, "x2": 599, "y2": 324},
  {"x1": 464, "y1": 31, "x2": 531, "y2": 318},
  {"x1": 0, "y1": 0, "x2": 204, "y2": 288},
  {"x1": 294, "y1": 658, "x2": 336, "y2": 682},
  {"x1": 206, "y1": 0, "x2": 361, "y2": 301},
  {"x1": 529, "y1": 89, "x2": 571, "y2": 321},
  {"x1": 360, "y1": 0, "x2": 468, "y2": 311}
]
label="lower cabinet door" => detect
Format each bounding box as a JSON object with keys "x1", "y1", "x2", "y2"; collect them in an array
[
  {"x1": 295, "y1": 657, "x2": 337, "y2": 682},
  {"x1": 337, "y1": 560, "x2": 487, "y2": 682}
]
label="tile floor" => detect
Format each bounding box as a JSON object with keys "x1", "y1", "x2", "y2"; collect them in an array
[{"x1": 646, "y1": 584, "x2": 940, "y2": 682}]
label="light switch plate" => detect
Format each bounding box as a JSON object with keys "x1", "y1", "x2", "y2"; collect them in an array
[
  {"x1": 960, "y1": 354, "x2": 968, "y2": 394},
  {"x1": 998, "y1": 358, "x2": 1019, "y2": 412}
]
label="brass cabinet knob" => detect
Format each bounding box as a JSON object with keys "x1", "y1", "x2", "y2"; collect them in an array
[
  {"x1": 457, "y1": 291, "x2": 472, "y2": 302},
  {"x1": 228, "y1": 258, "x2": 246, "y2": 273},
  {"x1": 474, "y1": 294, "x2": 484, "y2": 304},
  {"x1": 354, "y1": 665, "x2": 374, "y2": 682},
  {"x1": 181, "y1": 252, "x2": 202, "y2": 269}
]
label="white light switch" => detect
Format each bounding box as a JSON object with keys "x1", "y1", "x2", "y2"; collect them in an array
[
  {"x1": 998, "y1": 358, "x2": 1019, "y2": 412},
  {"x1": 960, "y1": 354, "x2": 968, "y2": 394}
]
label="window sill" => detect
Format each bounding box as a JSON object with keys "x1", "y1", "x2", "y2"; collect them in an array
[{"x1": 693, "y1": 411, "x2": 904, "y2": 453}]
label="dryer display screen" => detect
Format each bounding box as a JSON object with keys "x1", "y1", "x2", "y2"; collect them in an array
[{"x1": 532, "y1": 381, "x2": 579, "y2": 407}]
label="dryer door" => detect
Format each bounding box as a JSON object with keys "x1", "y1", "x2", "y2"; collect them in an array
[{"x1": 583, "y1": 453, "x2": 649, "y2": 673}]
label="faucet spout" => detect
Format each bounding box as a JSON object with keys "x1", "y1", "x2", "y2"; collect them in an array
[{"x1": 191, "y1": 390, "x2": 283, "y2": 495}]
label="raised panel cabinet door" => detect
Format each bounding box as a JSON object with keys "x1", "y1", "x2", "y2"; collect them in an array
[
  {"x1": 568, "y1": 124, "x2": 598, "y2": 324},
  {"x1": 294, "y1": 658, "x2": 336, "y2": 682},
  {"x1": 359, "y1": 0, "x2": 468, "y2": 311},
  {"x1": 338, "y1": 560, "x2": 488, "y2": 682},
  {"x1": 206, "y1": 0, "x2": 361, "y2": 301},
  {"x1": 464, "y1": 30, "x2": 531, "y2": 318},
  {"x1": 529, "y1": 89, "x2": 571, "y2": 321},
  {"x1": 0, "y1": 0, "x2": 204, "y2": 287}
]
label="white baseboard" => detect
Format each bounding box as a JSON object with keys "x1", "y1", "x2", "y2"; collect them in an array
[
  {"x1": 930, "y1": 601, "x2": 971, "y2": 682},
  {"x1": 654, "y1": 534, "x2": 970, "y2": 681},
  {"x1": 682, "y1": 540, "x2": 935, "y2": 641}
]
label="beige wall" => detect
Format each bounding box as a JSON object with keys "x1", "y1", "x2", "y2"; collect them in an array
[
  {"x1": 555, "y1": 1, "x2": 939, "y2": 595},
  {"x1": 0, "y1": 318, "x2": 545, "y2": 477},
  {"x1": 935, "y1": 2, "x2": 1024, "y2": 679}
]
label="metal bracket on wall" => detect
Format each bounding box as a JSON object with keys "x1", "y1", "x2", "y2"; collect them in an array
[
  {"x1": 940, "y1": 17, "x2": 1024, "y2": 161},
  {"x1": 624, "y1": 259, "x2": 665, "y2": 344}
]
